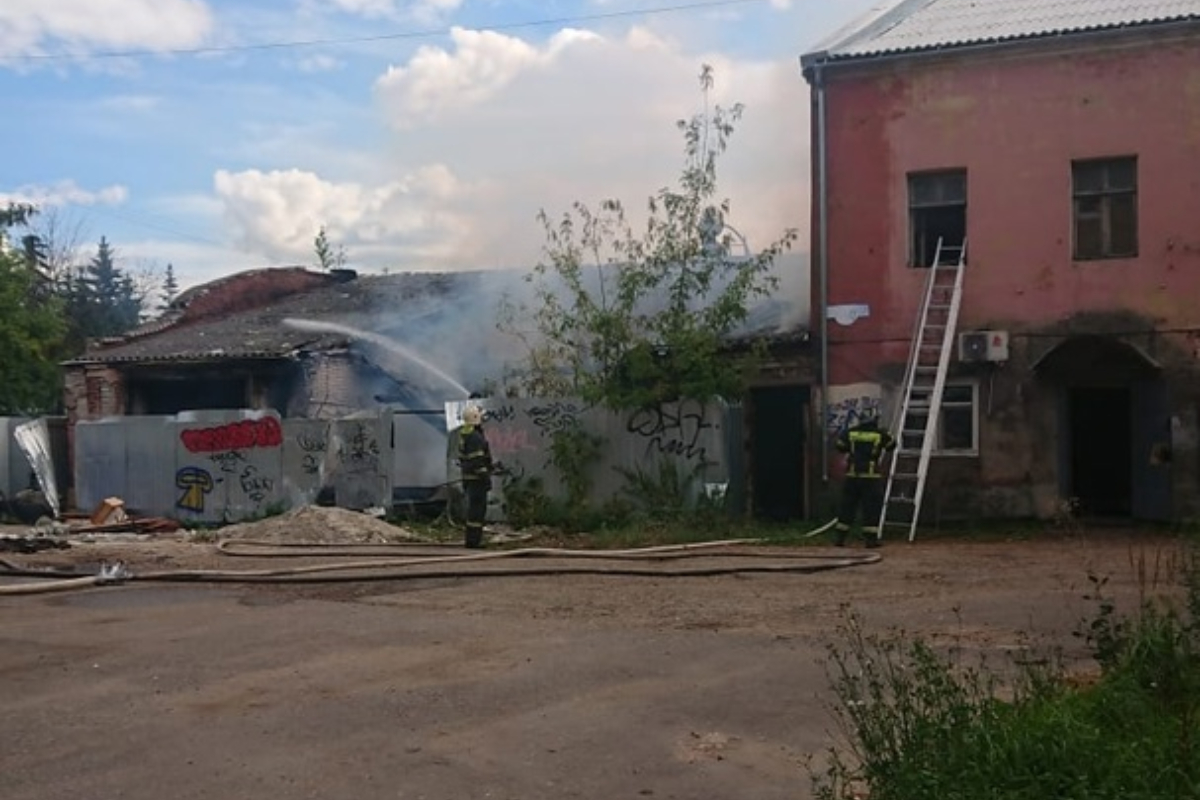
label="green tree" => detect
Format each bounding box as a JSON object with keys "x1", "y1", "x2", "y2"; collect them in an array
[
  {"x1": 161, "y1": 262, "x2": 179, "y2": 308},
  {"x1": 66, "y1": 237, "x2": 144, "y2": 345},
  {"x1": 499, "y1": 65, "x2": 796, "y2": 409},
  {"x1": 0, "y1": 201, "x2": 37, "y2": 228},
  {"x1": 313, "y1": 225, "x2": 346, "y2": 271},
  {"x1": 0, "y1": 207, "x2": 66, "y2": 413}
]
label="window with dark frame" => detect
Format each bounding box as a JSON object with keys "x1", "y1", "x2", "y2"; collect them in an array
[
  {"x1": 908, "y1": 170, "x2": 967, "y2": 268},
  {"x1": 937, "y1": 382, "x2": 976, "y2": 454},
  {"x1": 900, "y1": 381, "x2": 978, "y2": 456},
  {"x1": 1072, "y1": 157, "x2": 1137, "y2": 260}
]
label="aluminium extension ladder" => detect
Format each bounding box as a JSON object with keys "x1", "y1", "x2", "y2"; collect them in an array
[{"x1": 878, "y1": 237, "x2": 967, "y2": 542}]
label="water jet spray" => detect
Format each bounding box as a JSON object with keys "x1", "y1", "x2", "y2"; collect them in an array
[{"x1": 283, "y1": 318, "x2": 471, "y2": 398}]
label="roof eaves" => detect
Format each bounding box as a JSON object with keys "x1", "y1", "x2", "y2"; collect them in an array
[
  {"x1": 62, "y1": 350, "x2": 299, "y2": 367},
  {"x1": 801, "y1": 0, "x2": 933, "y2": 69},
  {"x1": 805, "y1": 12, "x2": 1200, "y2": 69}
]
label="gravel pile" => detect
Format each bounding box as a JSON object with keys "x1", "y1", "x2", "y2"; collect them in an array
[{"x1": 214, "y1": 505, "x2": 423, "y2": 544}]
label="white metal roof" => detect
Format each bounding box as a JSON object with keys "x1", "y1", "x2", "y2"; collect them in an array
[{"x1": 803, "y1": 0, "x2": 1200, "y2": 65}]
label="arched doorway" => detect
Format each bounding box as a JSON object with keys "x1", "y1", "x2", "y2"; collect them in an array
[{"x1": 1033, "y1": 336, "x2": 1171, "y2": 520}]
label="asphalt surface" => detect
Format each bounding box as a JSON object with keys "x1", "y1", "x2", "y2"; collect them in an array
[{"x1": 2, "y1": 531, "x2": 1181, "y2": 800}]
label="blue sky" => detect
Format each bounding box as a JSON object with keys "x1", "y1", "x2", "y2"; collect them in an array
[{"x1": 0, "y1": 0, "x2": 878, "y2": 291}]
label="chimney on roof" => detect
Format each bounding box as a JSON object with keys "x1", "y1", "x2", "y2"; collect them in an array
[{"x1": 329, "y1": 268, "x2": 358, "y2": 283}]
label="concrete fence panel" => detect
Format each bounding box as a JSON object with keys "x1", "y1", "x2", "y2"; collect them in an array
[
  {"x1": 172, "y1": 411, "x2": 285, "y2": 524},
  {"x1": 280, "y1": 418, "x2": 331, "y2": 508},
  {"x1": 326, "y1": 414, "x2": 393, "y2": 510}
]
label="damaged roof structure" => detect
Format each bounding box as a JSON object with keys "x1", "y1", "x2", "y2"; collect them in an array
[
  {"x1": 65, "y1": 256, "x2": 812, "y2": 424},
  {"x1": 62, "y1": 267, "x2": 521, "y2": 428}
]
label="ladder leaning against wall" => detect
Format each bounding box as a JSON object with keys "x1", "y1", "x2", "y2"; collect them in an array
[{"x1": 878, "y1": 237, "x2": 967, "y2": 542}]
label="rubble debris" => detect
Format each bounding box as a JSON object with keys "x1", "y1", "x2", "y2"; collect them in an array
[
  {"x1": 214, "y1": 505, "x2": 422, "y2": 545},
  {"x1": 0, "y1": 535, "x2": 71, "y2": 554},
  {"x1": 70, "y1": 517, "x2": 181, "y2": 535},
  {"x1": 90, "y1": 497, "x2": 129, "y2": 526}
]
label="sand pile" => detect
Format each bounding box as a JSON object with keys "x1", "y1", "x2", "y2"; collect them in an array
[{"x1": 214, "y1": 505, "x2": 425, "y2": 544}]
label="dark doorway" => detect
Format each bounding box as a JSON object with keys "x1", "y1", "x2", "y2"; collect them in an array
[
  {"x1": 1068, "y1": 387, "x2": 1132, "y2": 516},
  {"x1": 749, "y1": 385, "x2": 807, "y2": 521}
]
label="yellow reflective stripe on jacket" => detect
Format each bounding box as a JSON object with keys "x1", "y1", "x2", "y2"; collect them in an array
[{"x1": 845, "y1": 430, "x2": 886, "y2": 478}]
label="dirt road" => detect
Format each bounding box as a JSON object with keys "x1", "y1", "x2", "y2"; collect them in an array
[{"x1": 1, "y1": 529, "x2": 1184, "y2": 800}]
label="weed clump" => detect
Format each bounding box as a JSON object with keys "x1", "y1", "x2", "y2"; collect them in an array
[{"x1": 812, "y1": 544, "x2": 1200, "y2": 800}]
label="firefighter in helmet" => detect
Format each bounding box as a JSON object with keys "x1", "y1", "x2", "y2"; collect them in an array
[
  {"x1": 457, "y1": 405, "x2": 493, "y2": 549},
  {"x1": 833, "y1": 415, "x2": 896, "y2": 548}
]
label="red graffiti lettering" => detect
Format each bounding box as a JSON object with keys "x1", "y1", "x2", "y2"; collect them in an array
[{"x1": 180, "y1": 417, "x2": 283, "y2": 454}]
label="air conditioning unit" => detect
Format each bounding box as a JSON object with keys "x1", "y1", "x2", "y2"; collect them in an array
[{"x1": 958, "y1": 330, "x2": 1009, "y2": 363}]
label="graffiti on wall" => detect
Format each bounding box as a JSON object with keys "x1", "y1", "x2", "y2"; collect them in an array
[
  {"x1": 176, "y1": 466, "x2": 214, "y2": 512},
  {"x1": 209, "y1": 449, "x2": 246, "y2": 474},
  {"x1": 180, "y1": 417, "x2": 283, "y2": 453},
  {"x1": 484, "y1": 404, "x2": 517, "y2": 423},
  {"x1": 296, "y1": 430, "x2": 327, "y2": 476},
  {"x1": 239, "y1": 464, "x2": 274, "y2": 503},
  {"x1": 527, "y1": 401, "x2": 588, "y2": 435},
  {"x1": 337, "y1": 421, "x2": 380, "y2": 468},
  {"x1": 826, "y1": 383, "x2": 883, "y2": 436},
  {"x1": 625, "y1": 402, "x2": 716, "y2": 465}
]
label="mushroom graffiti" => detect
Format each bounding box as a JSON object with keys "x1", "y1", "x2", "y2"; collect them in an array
[{"x1": 176, "y1": 467, "x2": 215, "y2": 512}]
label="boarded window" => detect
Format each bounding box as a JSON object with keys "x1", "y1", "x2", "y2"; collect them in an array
[
  {"x1": 1073, "y1": 157, "x2": 1137, "y2": 260},
  {"x1": 908, "y1": 170, "x2": 967, "y2": 268}
]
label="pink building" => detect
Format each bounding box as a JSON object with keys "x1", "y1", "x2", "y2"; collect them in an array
[{"x1": 802, "y1": 0, "x2": 1200, "y2": 522}]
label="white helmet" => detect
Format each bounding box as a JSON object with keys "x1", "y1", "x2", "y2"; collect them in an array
[{"x1": 461, "y1": 405, "x2": 483, "y2": 426}]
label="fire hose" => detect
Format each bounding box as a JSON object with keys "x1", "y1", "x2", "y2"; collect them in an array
[{"x1": 0, "y1": 520, "x2": 863, "y2": 596}]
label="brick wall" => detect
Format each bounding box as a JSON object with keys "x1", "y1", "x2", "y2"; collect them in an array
[{"x1": 177, "y1": 268, "x2": 333, "y2": 324}]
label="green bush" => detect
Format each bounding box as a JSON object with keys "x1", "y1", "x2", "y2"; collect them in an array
[{"x1": 812, "y1": 544, "x2": 1200, "y2": 800}]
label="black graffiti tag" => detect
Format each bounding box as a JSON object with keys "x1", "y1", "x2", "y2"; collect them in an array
[
  {"x1": 484, "y1": 404, "x2": 517, "y2": 423},
  {"x1": 626, "y1": 404, "x2": 715, "y2": 464},
  {"x1": 209, "y1": 450, "x2": 247, "y2": 474},
  {"x1": 527, "y1": 402, "x2": 587, "y2": 436},
  {"x1": 239, "y1": 465, "x2": 274, "y2": 503},
  {"x1": 340, "y1": 423, "x2": 380, "y2": 465},
  {"x1": 297, "y1": 431, "x2": 327, "y2": 476}
]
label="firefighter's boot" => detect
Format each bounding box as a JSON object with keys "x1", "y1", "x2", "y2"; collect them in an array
[{"x1": 464, "y1": 525, "x2": 485, "y2": 549}]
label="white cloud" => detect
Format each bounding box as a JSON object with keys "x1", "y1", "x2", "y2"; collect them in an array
[
  {"x1": 210, "y1": 23, "x2": 812, "y2": 276},
  {"x1": 294, "y1": 53, "x2": 343, "y2": 73},
  {"x1": 213, "y1": 165, "x2": 474, "y2": 266},
  {"x1": 1, "y1": 180, "x2": 128, "y2": 208},
  {"x1": 376, "y1": 25, "x2": 810, "y2": 266},
  {"x1": 317, "y1": 0, "x2": 463, "y2": 22},
  {"x1": 375, "y1": 27, "x2": 602, "y2": 128},
  {"x1": 0, "y1": 0, "x2": 214, "y2": 58},
  {"x1": 95, "y1": 94, "x2": 161, "y2": 112}
]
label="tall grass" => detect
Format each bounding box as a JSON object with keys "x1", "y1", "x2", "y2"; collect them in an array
[{"x1": 811, "y1": 544, "x2": 1200, "y2": 800}]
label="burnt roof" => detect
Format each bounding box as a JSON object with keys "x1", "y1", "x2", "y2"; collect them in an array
[
  {"x1": 65, "y1": 262, "x2": 811, "y2": 368},
  {"x1": 64, "y1": 270, "x2": 490, "y2": 366}
]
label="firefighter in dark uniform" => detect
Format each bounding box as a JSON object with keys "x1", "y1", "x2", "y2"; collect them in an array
[
  {"x1": 834, "y1": 415, "x2": 896, "y2": 548},
  {"x1": 457, "y1": 405, "x2": 493, "y2": 549}
]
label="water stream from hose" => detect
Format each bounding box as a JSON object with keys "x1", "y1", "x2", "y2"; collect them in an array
[{"x1": 283, "y1": 318, "x2": 470, "y2": 397}]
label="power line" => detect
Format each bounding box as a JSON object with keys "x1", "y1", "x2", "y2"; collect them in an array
[
  {"x1": 1, "y1": 0, "x2": 766, "y2": 63},
  {"x1": 84, "y1": 204, "x2": 227, "y2": 249}
]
